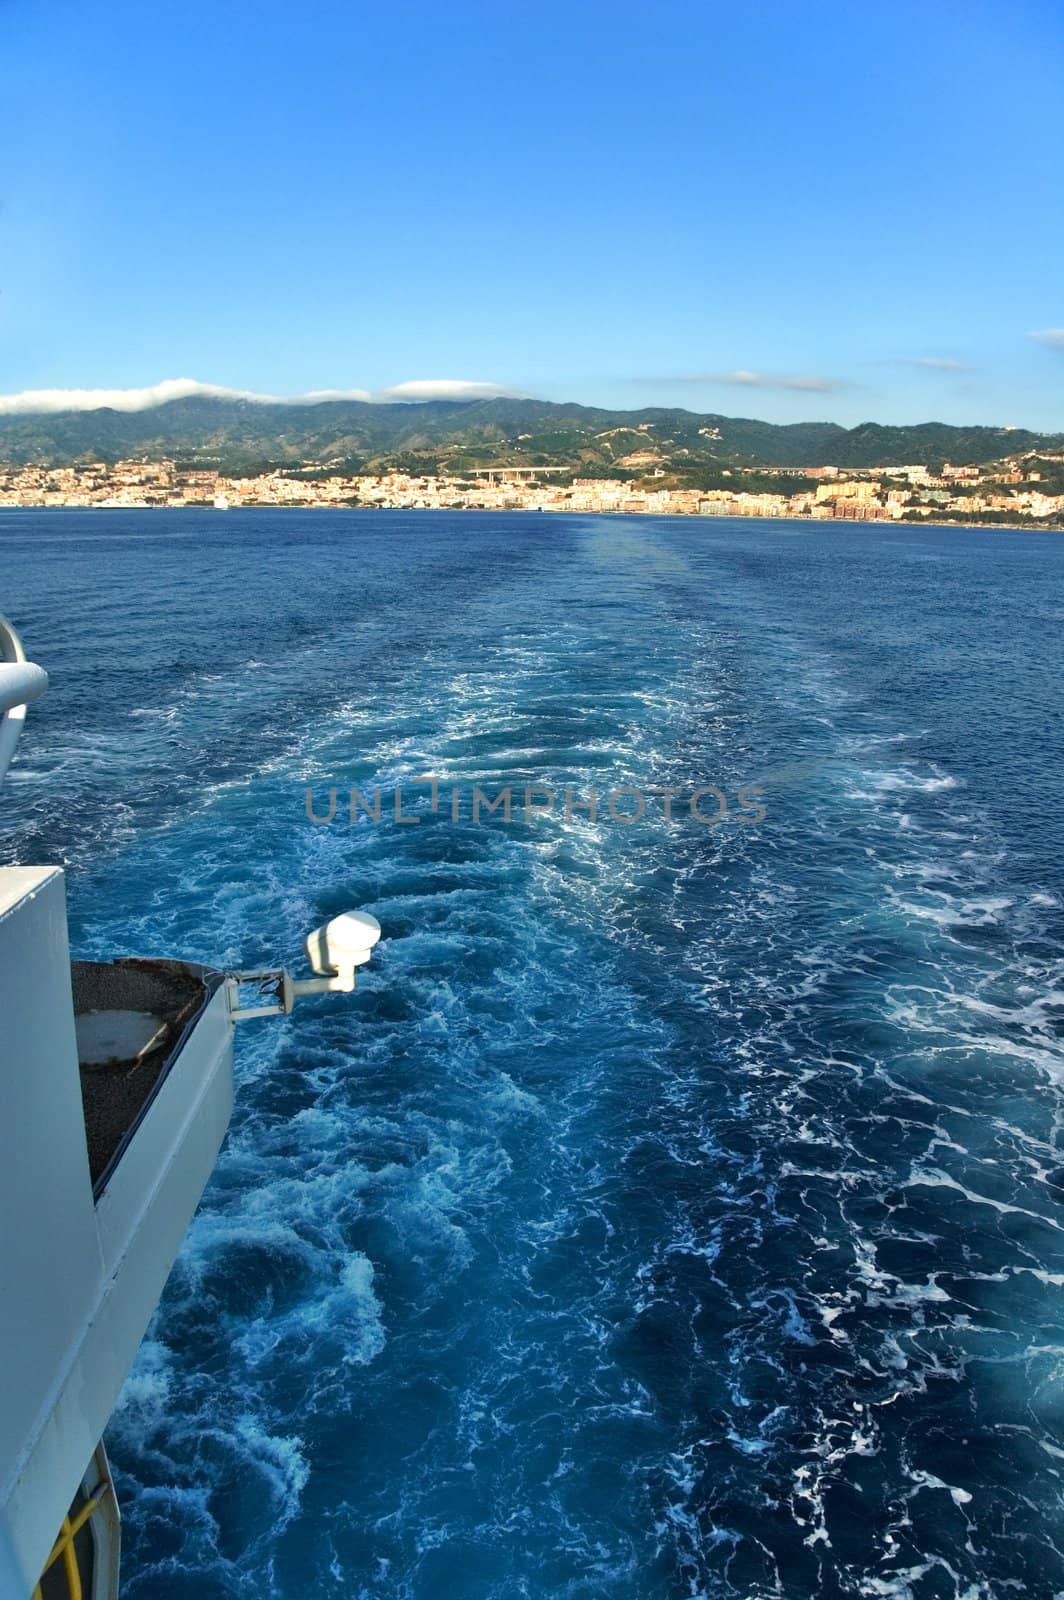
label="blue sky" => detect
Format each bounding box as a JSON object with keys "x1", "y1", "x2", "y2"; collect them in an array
[{"x1": 4, "y1": 0, "x2": 1063, "y2": 427}]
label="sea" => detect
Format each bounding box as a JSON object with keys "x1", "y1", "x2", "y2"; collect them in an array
[{"x1": 3, "y1": 508, "x2": 1064, "y2": 1600}]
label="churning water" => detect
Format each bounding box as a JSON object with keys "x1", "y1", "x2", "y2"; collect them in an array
[{"x1": 3, "y1": 509, "x2": 1064, "y2": 1598}]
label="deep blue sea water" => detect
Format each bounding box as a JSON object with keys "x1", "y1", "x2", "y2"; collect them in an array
[{"x1": 4, "y1": 508, "x2": 1064, "y2": 1600}]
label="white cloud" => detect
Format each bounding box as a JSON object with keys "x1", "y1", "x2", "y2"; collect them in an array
[
  {"x1": 1028, "y1": 328, "x2": 1064, "y2": 351},
  {"x1": 0, "y1": 378, "x2": 270, "y2": 416},
  {"x1": 903, "y1": 357, "x2": 971, "y2": 372},
  {"x1": 376, "y1": 380, "x2": 519, "y2": 402},
  {"x1": 632, "y1": 370, "x2": 845, "y2": 393},
  {"x1": 0, "y1": 376, "x2": 517, "y2": 416},
  {"x1": 714, "y1": 369, "x2": 845, "y2": 393}
]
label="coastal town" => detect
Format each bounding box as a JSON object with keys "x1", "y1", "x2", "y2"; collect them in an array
[{"x1": 1, "y1": 452, "x2": 1062, "y2": 526}]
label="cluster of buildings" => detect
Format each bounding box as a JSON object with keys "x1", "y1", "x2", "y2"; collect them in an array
[{"x1": 1, "y1": 456, "x2": 1062, "y2": 527}]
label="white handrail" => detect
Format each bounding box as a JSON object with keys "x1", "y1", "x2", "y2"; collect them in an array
[
  {"x1": 0, "y1": 617, "x2": 48, "y2": 788},
  {"x1": 0, "y1": 662, "x2": 48, "y2": 717}
]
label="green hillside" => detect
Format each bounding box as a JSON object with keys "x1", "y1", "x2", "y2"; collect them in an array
[{"x1": 0, "y1": 395, "x2": 1056, "y2": 477}]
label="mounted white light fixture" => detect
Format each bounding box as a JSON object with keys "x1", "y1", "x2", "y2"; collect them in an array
[{"x1": 227, "y1": 911, "x2": 382, "y2": 1021}]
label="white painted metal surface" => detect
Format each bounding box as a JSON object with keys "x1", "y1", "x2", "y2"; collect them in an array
[
  {"x1": 306, "y1": 911, "x2": 382, "y2": 979},
  {"x1": 0, "y1": 662, "x2": 48, "y2": 719},
  {"x1": 0, "y1": 867, "x2": 234, "y2": 1594},
  {"x1": 0, "y1": 616, "x2": 48, "y2": 789}
]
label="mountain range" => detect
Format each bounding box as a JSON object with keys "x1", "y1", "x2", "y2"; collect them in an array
[{"x1": 1, "y1": 396, "x2": 1059, "y2": 480}]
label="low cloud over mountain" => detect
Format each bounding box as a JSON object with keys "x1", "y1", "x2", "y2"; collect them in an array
[{"x1": 0, "y1": 377, "x2": 518, "y2": 417}]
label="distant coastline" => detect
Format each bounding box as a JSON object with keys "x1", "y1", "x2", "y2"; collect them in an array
[
  {"x1": 3, "y1": 456, "x2": 1063, "y2": 531},
  {"x1": 2, "y1": 499, "x2": 1059, "y2": 535},
  {"x1": 3, "y1": 395, "x2": 1063, "y2": 529}
]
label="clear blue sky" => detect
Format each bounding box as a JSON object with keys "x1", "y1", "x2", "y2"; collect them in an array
[{"x1": 4, "y1": 0, "x2": 1064, "y2": 427}]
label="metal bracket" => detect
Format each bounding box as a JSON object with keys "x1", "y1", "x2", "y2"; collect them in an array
[
  {"x1": 226, "y1": 967, "x2": 357, "y2": 1023},
  {"x1": 226, "y1": 969, "x2": 291, "y2": 1021}
]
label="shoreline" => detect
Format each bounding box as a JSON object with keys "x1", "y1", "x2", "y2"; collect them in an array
[{"x1": 0, "y1": 504, "x2": 1061, "y2": 534}]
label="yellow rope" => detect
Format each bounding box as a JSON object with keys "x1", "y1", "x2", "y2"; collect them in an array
[
  {"x1": 61, "y1": 1522, "x2": 81, "y2": 1600},
  {"x1": 36, "y1": 1485, "x2": 108, "y2": 1595}
]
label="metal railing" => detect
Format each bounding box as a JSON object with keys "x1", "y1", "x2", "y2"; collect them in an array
[{"x1": 0, "y1": 616, "x2": 47, "y2": 788}]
